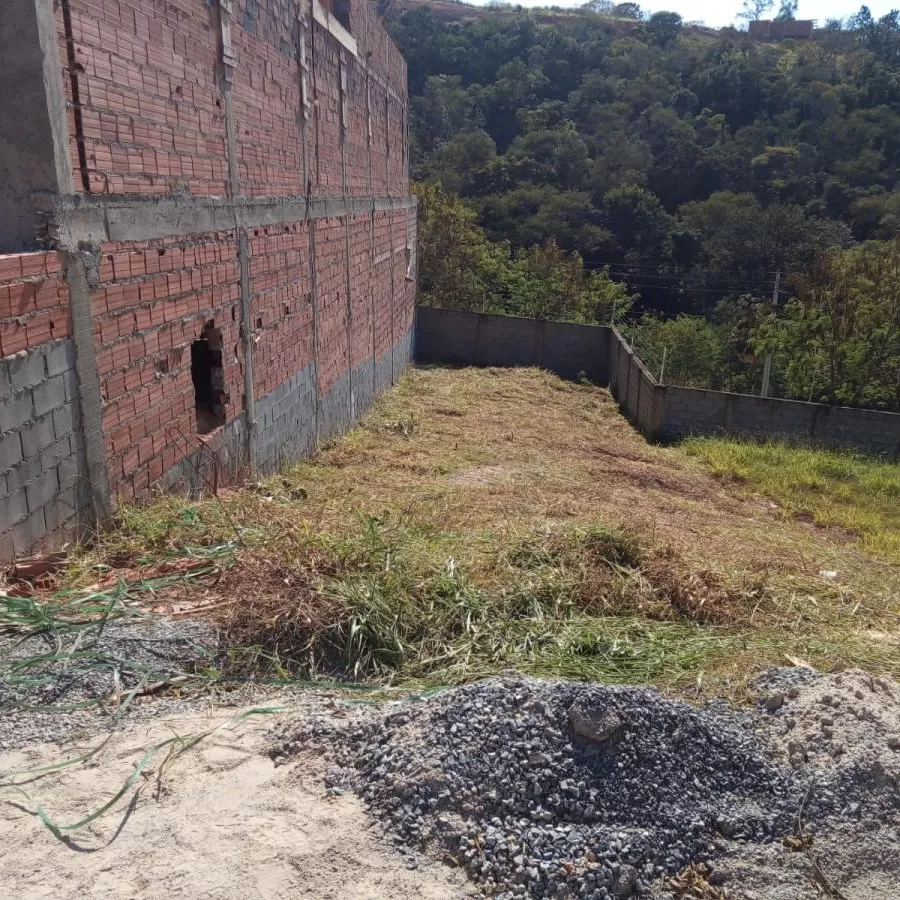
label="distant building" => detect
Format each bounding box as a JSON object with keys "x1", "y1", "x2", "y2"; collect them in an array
[{"x1": 748, "y1": 19, "x2": 814, "y2": 39}]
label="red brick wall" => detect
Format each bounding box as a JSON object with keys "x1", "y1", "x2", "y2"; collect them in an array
[
  {"x1": 232, "y1": 0, "x2": 305, "y2": 197},
  {"x1": 249, "y1": 223, "x2": 315, "y2": 399},
  {"x1": 63, "y1": 0, "x2": 228, "y2": 196},
  {"x1": 349, "y1": 216, "x2": 373, "y2": 368},
  {"x1": 0, "y1": 253, "x2": 69, "y2": 356},
  {"x1": 314, "y1": 217, "x2": 350, "y2": 395},
  {"x1": 59, "y1": 0, "x2": 408, "y2": 199},
  {"x1": 92, "y1": 235, "x2": 244, "y2": 500},
  {"x1": 311, "y1": 22, "x2": 344, "y2": 196},
  {"x1": 48, "y1": 0, "x2": 413, "y2": 502},
  {"x1": 372, "y1": 211, "x2": 394, "y2": 360},
  {"x1": 391, "y1": 210, "x2": 411, "y2": 345},
  {"x1": 347, "y1": 53, "x2": 370, "y2": 197}
]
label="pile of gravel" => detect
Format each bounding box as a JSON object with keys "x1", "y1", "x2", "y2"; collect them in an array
[{"x1": 272, "y1": 676, "x2": 875, "y2": 898}]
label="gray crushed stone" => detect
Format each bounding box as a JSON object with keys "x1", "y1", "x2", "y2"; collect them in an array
[
  {"x1": 0, "y1": 617, "x2": 217, "y2": 751},
  {"x1": 272, "y1": 674, "x2": 900, "y2": 899},
  {"x1": 754, "y1": 665, "x2": 821, "y2": 695}
]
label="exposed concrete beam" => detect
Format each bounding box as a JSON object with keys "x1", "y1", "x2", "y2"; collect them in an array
[
  {"x1": 64, "y1": 250, "x2": 111, "y2": 524},
  {"x1": 214, "y1": 0, "x2": 258, "y2": 477},
  {"x1": 53, "y1": 195, "x2": 417, "y2": 247}
]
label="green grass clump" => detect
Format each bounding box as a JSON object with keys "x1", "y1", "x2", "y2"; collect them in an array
[
  {"x1": 685, "y1": 438, "x2": 900, "y2": 562},
  {"x1": 220, "y1": 516, "x2": 752, "y2": 688}
]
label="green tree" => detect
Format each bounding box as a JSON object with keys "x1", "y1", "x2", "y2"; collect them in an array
[
  {"x1": 506, "y1": 125, "x2": 591, "y2": 190},
  {"x1": 429, "y1": 129, "x2": 498, "y2": 196},
  {"x1": 757, "y1": 238, "x2": 900, "y2": 409},
  {"x1": 604, "y1": 184, "x2": 674, "y2": 262},
  {"x1": 414, "y1": 182, "x2": 510, "y2": 313},
  {"x1": 644, "y1": 11, "x2": 683, "y2": 47},
  {"x1": 387, "y1": 4, "x2": 900, "y2": 402},
  {"x1": 479, "y1": 186, "x2": 615, "y2": 257},
  {"x1": 414, "y1": 183, "x2": 635, "y2": 322},
  {"x1": 738, "y1": 0, "x2": 774, "y2": 22},
  {"x1": 612, "y1": 3, "x2": 643, "y2": 19},
  {"x1": 412, "y1": 76, "x2": 482, "y2": 160},
  {"x1": 775, "y1": 0, "x2": 798, "y2": 21},
  {"x1": 635, "y1": 315, "x2": 726, "y2": 388}
]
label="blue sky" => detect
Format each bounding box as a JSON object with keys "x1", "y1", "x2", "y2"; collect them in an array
[{"x1": 486, "y1": 0, "x2": 895, "y2": 29}]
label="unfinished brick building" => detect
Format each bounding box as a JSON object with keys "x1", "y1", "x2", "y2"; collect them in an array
[{"x1": 0, "y1": 0, "x2": 416, "y2": 558}]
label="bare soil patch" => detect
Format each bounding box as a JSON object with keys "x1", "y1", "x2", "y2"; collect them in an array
[{"x1": 0, "y1": 703, "x2": 469, "y2": 900}]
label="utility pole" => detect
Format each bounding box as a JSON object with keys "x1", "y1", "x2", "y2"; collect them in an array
[{"x1": 760, "y1": 270, "x2": 780, "y2": 398}]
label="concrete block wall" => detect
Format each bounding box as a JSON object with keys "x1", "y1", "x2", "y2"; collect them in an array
[
  {"x1": 414, "y1": 309, "x2": 900, "y2": 458},
  {"x1": 659, "y1": 387, "x2": 900, "y2": 456},
  {"x1": 0, "y1": 252, "x2": 89, "y2": 554},
  {"x1": 608, "y1": 330, "x2": 663, "y2": 440},
  {"x1": 414, "y1": 307, "x2": 610, "y2": 384},
  {"x1": 0, "y1": 0, "x2": 415, "y2": 559}
]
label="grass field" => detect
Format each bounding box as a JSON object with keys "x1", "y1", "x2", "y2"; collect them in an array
[
  {"x1": 685, "y1": 438, "x2": 900, "y2": 563},
  {"x1": 51, "y1": 367, "x2": 900, "y2": 694}
]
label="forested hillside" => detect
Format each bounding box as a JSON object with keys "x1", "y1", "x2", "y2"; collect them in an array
[{"x1": 390, "y1": 6, "x2": 900, "y2": 409}]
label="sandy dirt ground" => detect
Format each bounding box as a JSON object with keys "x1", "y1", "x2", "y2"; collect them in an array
[{"x1": 0, "y1": 704, "x2": 469, "y2": 900}]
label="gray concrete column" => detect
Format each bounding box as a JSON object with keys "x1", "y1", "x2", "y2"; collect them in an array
[{"x1": 0, "y1": 0, "x2": 75, "y2": 251}]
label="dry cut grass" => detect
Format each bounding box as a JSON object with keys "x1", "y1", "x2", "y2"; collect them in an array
[{"x1": 63, "y1": 367, "x2": 900, "y2": 692}]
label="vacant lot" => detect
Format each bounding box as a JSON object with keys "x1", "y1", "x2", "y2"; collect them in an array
[
  {"x1": 52, "y1": 365, "x2": 899, "y2": 693},
  {"x1": 3, "y1": 366, "x2": 899, "y2": 900}
]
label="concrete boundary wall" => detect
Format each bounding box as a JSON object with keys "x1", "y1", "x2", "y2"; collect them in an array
[
  {"x1": 0, "y1": 0, "x2": 415, "y2": 559},
  {"x1": 415, "y1": 306, "x2": 610, "y2": 384},
  {"x1": 415, "y1": 307, "x2": 900, "y2": 458}
]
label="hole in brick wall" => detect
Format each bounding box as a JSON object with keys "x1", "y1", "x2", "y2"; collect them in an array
[
  {"x1": 256, "y1": 317, "x2": 263, "y2": 329},
  {"x1": 158, "y1": 248, "x2": 166, "y2": 256},
  {"x1": 191, "y1": 321, "x2": 227, "y2": 435},
  {"x1": 232, "y1": 305, "x2": 237, "y2": 321},
  {"x1": 284, "y1": 304, "x2": 290, "y2": 317},
  {"x1": 284, "y1": 225, "x2": 290, "y2": 233}
]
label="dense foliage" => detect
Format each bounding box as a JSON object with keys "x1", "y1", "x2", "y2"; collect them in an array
[
  {"x1": 391, "y1": 5, "x2": 900, "y2": 408},
  {"x1": 415, "y1": 182, "x2": 633, "y2": 323},
  {"x1": 635, "y1": 237, "x2": 900, "y2": 408}
]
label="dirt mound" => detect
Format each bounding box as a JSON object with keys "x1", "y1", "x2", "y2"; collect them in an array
[{"x1": 756, "y1": 667, "x2": 900, "y2": 786}]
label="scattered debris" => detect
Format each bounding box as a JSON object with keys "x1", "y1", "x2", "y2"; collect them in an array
[
  {"x1": 0, "y1": 616, "x2": 217, "y2": 751},
  {"x1": 3, "y1": 552, "x2": 69, "y2": 596}
]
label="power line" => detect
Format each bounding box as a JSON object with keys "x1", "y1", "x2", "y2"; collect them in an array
[
  {"x1": 603, "y1": 271, "x2": 782, "y2": 289},
  {"x1": 609, "y1": 282, "x2": 772, "y2": 295},
  {"x1": 580, "y1": 258, "x2": 785, "y2": 276},
  {"x1": 601, "y1": 270, "x2": 780, "y2": 285}
]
